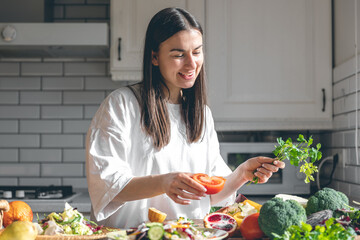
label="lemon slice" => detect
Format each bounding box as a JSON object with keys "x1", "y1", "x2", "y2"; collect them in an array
[{"x1": 148, "y1": 207, "x2": 167, "y2": 223}]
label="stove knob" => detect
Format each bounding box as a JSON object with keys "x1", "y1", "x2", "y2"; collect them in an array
[
  {"x1": 15, "y1": 190, "x2": 25, "y2": 198},
  {"x1": 1, "y1": 25, "x2": 16, "y2": 42},
  {"x1": 3, "y1": 191, "x2": 12, "y2": 199}
]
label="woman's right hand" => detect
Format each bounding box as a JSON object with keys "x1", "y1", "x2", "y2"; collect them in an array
[{"x1": 162, "y1": 172, "x2": 207, "y2": 205}]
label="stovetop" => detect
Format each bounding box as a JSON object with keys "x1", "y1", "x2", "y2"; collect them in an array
[{"x1": 0, "y1": 185, "x2": 80, "y2": 202}]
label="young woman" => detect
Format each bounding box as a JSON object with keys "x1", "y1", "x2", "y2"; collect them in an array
[{"x1": 86, "y1": 7, "x2": 284, "y2": 228}]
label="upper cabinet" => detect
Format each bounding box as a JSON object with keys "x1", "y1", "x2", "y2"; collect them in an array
[
  {"x1": 110, "y1": 0, "x2": 205, "y2": 81},
  {"x1": 206, "y1": 0, "x2": 332, "y2": 130}
]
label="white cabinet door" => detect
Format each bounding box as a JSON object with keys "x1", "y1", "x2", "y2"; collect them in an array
[
  {"x1": 206, "y1": 0, "x2": 332, "y2": 130},
  {"x1": 110, "y1": 0, "x2": 205, "y2": 81}
]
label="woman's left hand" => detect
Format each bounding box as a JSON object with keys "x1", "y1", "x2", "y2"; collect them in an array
[{"x1": 237, "y1": 157, "x2": 285, "y2": 184}]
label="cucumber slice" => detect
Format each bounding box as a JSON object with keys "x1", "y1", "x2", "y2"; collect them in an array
[{"x1": 147, "y1": 225, "x2": 164, "y2": 240}]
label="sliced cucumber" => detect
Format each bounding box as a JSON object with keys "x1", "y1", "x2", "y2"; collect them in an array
[
  {"x1": 147, "y1": 225, "x2": 164, "y2": 240},
  {"x1": 146, "y1": 222, "x2": 163, "y2": 228}
]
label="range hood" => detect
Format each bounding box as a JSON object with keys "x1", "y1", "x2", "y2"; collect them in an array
[{"x1": 0, "y1": 23, "x2": 109, "y2": 58}]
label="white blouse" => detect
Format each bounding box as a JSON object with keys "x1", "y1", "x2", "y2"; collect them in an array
[{"x1": 86, "y1": 86, "x2": 234, "y2": 229}]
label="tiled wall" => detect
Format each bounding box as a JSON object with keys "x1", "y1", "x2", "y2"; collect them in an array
[
  {"x1": 0, "y1": 0, "x2": 130, "y2": 189},
  {"x1": 0, "y1": 59, "x2": 128, "y2": 188},
  {"x1": 329, "y1": 66, "x2": 360, "y2": 198},
  {"x1": 325, "y1": 0, "x2": 360, "y2": 199}
]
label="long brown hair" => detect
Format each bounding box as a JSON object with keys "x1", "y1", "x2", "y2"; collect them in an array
[{"x1": 139, "y1": 7, "x2": 207, "y2": 150}]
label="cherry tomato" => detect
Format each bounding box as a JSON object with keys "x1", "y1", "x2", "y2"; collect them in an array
[
  {"x1": 192, "y1": 173, "x2": 226, "y2": 194},
  {"x1": 239, "y1": 213, "x2": 264, "y2": 240}
]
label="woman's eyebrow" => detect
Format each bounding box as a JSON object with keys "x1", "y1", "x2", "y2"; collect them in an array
[{"x1": 170, "y1": 45, "x2": 203, "y2": 52}]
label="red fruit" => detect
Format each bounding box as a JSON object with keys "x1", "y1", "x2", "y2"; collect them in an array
[
  {"x1": 203, "y1": 212, "x2": 237, "y2": 236},
  {"x1": 192, "y1": 174, "x2": 226, "y2": 195},
  {"x1": 239, "y1": 213, "x2": 264, "y2": 240}
]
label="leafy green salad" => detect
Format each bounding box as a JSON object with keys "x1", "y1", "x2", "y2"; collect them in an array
[{"x1": 37, "y1": 202, "x2": 103, "y2": 235}]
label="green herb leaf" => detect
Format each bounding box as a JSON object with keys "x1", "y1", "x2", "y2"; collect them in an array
[{"x1": 251, "y1": 134, "x2": 322, "y2": 184}]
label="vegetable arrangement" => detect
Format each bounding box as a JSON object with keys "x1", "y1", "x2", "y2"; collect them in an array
[
  {"x1": 253, "y1": 134, "x2": 322, "y2": 184},
  {"x1": 107, "y1": 217, "x2": 225, "y2": 240},
  {"x1": 273, "y1": 218, "x2": 356, "y2": 240},
  {"x1": 256, "y1": 188, "x2": 360, "y2": 240},
  {"x1": 37, "y1": 202, "x2": 103, "y2": 235}
]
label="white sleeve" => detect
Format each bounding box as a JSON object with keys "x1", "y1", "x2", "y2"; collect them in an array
[
  {"x1": 206, "y1": 106, "x2": 236, "y2": 206},
  {"x1": 86, "y1": 92, "x2": 134, "y2": 221}
]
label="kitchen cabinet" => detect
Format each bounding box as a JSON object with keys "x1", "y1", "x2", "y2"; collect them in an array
[
  {"x1": 206, "y1": 0, "x2": 332, "y2": 130},
  {"x1": 110, "y1": 0, "x2": 205, "y2": 81}
]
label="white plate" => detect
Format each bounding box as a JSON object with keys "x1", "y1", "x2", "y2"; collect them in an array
[{"x1": 196, "y1": 227, "x2": 229, "y2": 240}]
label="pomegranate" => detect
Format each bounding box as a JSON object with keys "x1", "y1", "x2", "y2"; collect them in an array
[{"x1": 203, "y1": 213, "x2": 237, "y2": 236}]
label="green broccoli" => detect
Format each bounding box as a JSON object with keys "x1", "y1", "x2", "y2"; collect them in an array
[
  {"x1": 305, "y1": 187, "x2": 349, "y2": 215},
  {"x1": 258, "y1": 197, "x2": 307, "y2": 239}
]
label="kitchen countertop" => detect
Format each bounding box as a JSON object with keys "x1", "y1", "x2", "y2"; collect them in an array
[
  {"x1": 19, "y1": 191, "x2": 360, "y2": 216},
  {"x1": 26, "y1": 189, "x2": 91, "y2": 214}
]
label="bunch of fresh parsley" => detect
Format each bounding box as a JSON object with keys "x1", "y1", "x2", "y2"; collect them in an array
[{"x1": 252, "y1": 134, "x2": 322, "y2": 184}]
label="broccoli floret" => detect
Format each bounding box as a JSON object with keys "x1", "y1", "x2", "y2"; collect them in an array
[
  {"x1": 305, "y1": 187, "x2": 349, "y2": 215},
  {"x1": 258, "y1": 197, "x2": 307, "y2": 239}
]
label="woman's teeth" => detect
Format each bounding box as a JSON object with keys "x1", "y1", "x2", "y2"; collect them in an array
[{"x1": 179, "y1": 72, "x2": 194, "y2": 78}]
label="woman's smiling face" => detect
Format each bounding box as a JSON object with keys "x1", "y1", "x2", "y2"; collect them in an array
[{"x1": 152, "y1": 29, "x2": 204, "y2": 103}]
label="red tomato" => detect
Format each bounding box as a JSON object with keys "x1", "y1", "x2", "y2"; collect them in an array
[
  {"x1": 239, "y1": 213, "x2": 264, "y2": 240},
  {"x1": 192, "y1": 173, "x2": 226, "y2": 194}
]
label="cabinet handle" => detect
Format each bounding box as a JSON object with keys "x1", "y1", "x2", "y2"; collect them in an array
[
  {"x1": 322, "y1": 88, "x2": 326, "y2": 112},
  {"x1": 118, "y1": 38, "x2": 122, "y2": 61}
]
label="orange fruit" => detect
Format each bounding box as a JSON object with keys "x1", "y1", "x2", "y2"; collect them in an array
[{"x1": 3, "y1": 201, "x2": 33, "y2": 228}]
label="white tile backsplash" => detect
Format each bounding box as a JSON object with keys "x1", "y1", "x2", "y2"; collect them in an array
[
  {"x1": 0, "y1": 106, "x2": 40, "y2": 118},
  {"x1": 0, "y1": 134, "x2": 40, "y2": 147},
  {"x1": 64, "y1": 62, "x2": 107, "y2": 76},
  {"x1": 21, "y1": 62, "x2": 63, "y2": 76},
  {"x1": 41, "y1": 106, "x2": 83, "y2": 119},
  {"x1": 63, "y1": 149, "x2": 86, "y2": 162},
  {"x1": 0, "y1": 63, "x2": 20, "y2": 76},
  {"x1": 41, "y1": 163, "x2": 84, "y2": 177},
  {"x1": 85, "y1": 76, "x2": 125, "y2": 90},
  {"x1": 0, "y1": 149, "x2": 18, "y2": 162},
  {"x1": 0, "y1": 178, "x2": 18, "y2": 185},
  {"x1": 0, "y1": 0, "x2": 112, "y2": 189},
  {"x1": 20, "y1": 120, "x2": 62, "y2": 133},
  {"x1": 63, "y1": 91, "x2": 105, "y2": 104},
  {"x1": 0, "y1": 120, "x2": 18, "y2": 133},
  {"x1": 20, "y1": 91, "x2": 62, "y2": 104},
  {"x1": 42, "y1": 77, "x2": 84, "y2": 90},
  {"x1": 41, "y1": 134, "x2": 83, "y2": 148},
  {"x1": 20, "y1": 149, "x2": 62, "y2": 162},
  {"x1": 0, "y1": 91, "x2": 19, "y2": 104},
  {"x1": 63, "y1": 120, "x2": 91, "y2": 133},
  {"x1": 19, "y1": 177, "x2": 62, "y2": 186},
  {"x1": 63, "y1": 177, "x2": 88, "y2": 188},
  {"x1": 0, "y1": 164, "x2": 40, "y2": 177},
  {"x1": 0, "y1": 77, "x2": 41, "y2": 90}
]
